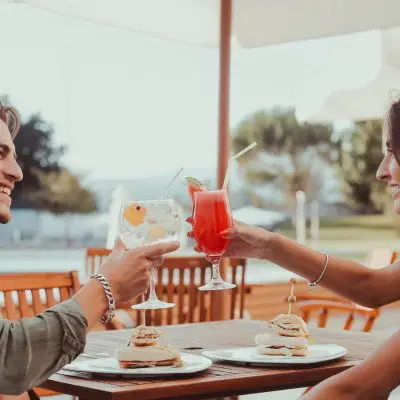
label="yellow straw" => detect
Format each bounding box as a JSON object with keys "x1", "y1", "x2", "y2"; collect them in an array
[{"x1": 222, "y1": 141, "x2": 257, "y2": 189}]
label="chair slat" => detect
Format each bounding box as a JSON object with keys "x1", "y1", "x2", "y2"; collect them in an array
[
  {"x1": 230, "y1": 265, "x2": 237, "y2": 319},
  {"x1": 318, "y1": 309, "x2": 328, "y2": 328},
  {"x1": 188, "y1": 268, "x2": 196, "y2": 323},
  {"x1": 17, "y1": 290, "x2": 32, "y2": 317},
  {"x1": 156, "y1": 267, "x2": 163, "y2": 300},
  {"x1": 167, "y1": 268, "x2": 174, "y2": 325},
  {"x1": 45, "y1": 289, "x2": 56, "y2": 308},
  {"x1": 178, "y1": 269, "x2": 185, "y2": 324},
  {"x1": 199, "y1": 267, "x2": 207, "y2": 322},
  {"x1": 4, "y1": 291, "x2": 19, "y2": 320},
  {"x1": 239, "y1": 263, "x2": 246, "y2": 318},
  {"x1": 31, "y1": 289, "x2": 43, "y2": 315},
  {"x1": 145, "y1": 309, "x2": 152, "y2": 326},
  {"x1": 59, "y1": 287, "x2": 69, "y2": 302},
  {"x1": 364, "y1": 315, "x2": 378, "y2": 332},
  {"x1": 344, "y1": 313, "x2": 355, "y2": 330},
  {"x1": 137, "y1": 295, "x2": 145, "y2": 325}
]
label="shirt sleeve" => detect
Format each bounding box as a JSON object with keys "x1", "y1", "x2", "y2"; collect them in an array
[{"x1": 0, "y1": 298, "x2": 88, "y2": 395}]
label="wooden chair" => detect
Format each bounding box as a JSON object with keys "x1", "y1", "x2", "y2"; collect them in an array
[
  {"x1": 85, "y1": 247, "x2": 111, "y2": 277},
  {"x1": 297, "y1": 298, "x2": 380, "y2": 396},
  {"x1": 296, "y1": 299, "x2": 380, "y2": 332},
  {"x1": 106, "y1": 256, "x2": 249, "y2": 327},
  {"x1": 0, "y1": 271, "x2": 81, "y2": 398}
]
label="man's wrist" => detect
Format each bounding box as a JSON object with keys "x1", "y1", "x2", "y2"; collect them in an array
[
  {"x1": 86, "y1": 279, "x2": 109, "y2": 314},
  {"x1": 90, "y1": 273, "x2": 116, "y2": 324}
]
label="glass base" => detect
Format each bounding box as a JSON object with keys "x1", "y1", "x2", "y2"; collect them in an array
[
  {"x1": 199, "y1": 280, "x2": 236, "y2": 291},
  {"x1": 132, "y1": 299, "x2": 175, "y2": 310}
]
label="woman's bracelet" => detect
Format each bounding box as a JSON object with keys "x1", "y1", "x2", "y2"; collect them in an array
[
  {"x1": 308, "y1": 252, "x2": 329, "y2": 291},
  {"x1": 90, "y1": 273, "x2": 116, "y2": 324}
]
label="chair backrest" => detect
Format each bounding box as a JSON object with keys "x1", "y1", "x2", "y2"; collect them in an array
[
  {"x1": 101, "y1": 254, "x2": 247, "y2": 327},
  {"x1": 365, "y1": 248, "x2": 397, "y2": 269},
  {"x1": 146, "y1": 256, "x2": 247, "y2": 325},
  {"x1": 296, "y1": 300, "x2": 380, "y2": 332},
  {"x1": 0, "y1": 272, "x2": 80, "y2": 320},
  {"x1": 85, "y1": 247, "x2": 111, "y2": 277}
]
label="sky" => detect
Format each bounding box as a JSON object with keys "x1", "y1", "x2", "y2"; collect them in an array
[{"x1": 0, "y1": 3, "x2": 381, "y2": 180}]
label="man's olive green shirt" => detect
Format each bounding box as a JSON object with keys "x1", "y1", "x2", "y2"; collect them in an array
[{"x1": 0, "y1": 299, "x2": 87, "y2": 395}]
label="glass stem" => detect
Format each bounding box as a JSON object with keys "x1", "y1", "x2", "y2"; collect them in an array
[
  {"x1": 148, "y1": 267, "x2": 158, "y2": 301},
  {"x1": 210, "y1": 258, "x2": 222, "y2": 282}
]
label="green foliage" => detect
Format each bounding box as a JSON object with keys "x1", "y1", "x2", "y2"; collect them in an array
[
  {"x1": 232, "y1": 107, "x2": 335, "y2": 203},
  {"x1": 30, "y1": 169, "x2": 97, "y2": 215},
  {"x1": 337, "y1": 120, "x2": 387, "y2": 213},
  {"x1": 13, "y1": 113, "x2": 65, "y2": 207}
]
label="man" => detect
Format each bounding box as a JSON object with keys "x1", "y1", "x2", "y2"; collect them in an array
[{"x1": 0, "y1": 104, "x2": 180, "y2": 399}]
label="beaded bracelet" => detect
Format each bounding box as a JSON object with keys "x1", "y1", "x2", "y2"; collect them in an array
[{"x1": 90, "y1": 273, "x2": 116, "y2": 324}]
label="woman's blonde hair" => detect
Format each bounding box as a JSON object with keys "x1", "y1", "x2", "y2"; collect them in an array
[{"x1": 0, "y1": 103, "x2": 21, "y2": 140}]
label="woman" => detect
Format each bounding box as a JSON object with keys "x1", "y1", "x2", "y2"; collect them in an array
[
  {"x1": 192, "y1": 99, "x2": 400, "y2": 399},
  {"x1": 0, "y1": 103, "x2": 180, "y2": 399}
]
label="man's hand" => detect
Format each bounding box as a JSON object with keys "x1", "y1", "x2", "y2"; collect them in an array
[{"x1": 100, "y1": 239, "x2": 180, "y2": 303}]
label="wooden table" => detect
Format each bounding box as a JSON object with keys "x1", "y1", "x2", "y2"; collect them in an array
[{"x1": 40, "y1": 320, "x2": 384, "y2": 399}]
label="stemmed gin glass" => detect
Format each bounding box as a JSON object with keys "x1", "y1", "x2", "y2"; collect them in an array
[{"x1": 119, "y1": 199, "x2": 182, "y2": 309}]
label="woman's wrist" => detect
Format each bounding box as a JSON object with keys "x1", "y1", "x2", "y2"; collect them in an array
[{"x1": 261, "y1": 232, "x2": 283, "y2": 260}]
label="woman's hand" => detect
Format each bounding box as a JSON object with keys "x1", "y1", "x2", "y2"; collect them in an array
[
  {"x1": 99, "y1": 239, "x2": 180, "y2": 304},
  {"x1": 187, "y1": 219, "x2": 275, "y2": 260}
]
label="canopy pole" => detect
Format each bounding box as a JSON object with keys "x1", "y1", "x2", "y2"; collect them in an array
[
  {"x1": 211, "y1": 0, "x2": 232, "y2": 322},
  {"x1": 217, "y1": 0, "x2": 232, "y2": 190}
]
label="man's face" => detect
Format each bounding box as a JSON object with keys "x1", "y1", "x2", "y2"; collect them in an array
[{"x1": 0, "y1": 119, "x2": 23, "y2": 224}]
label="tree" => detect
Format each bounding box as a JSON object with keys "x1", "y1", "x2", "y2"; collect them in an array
[
  {"x1": 31, "y1": 169, "x2": 97, "y2": 215},
  {"x1": 12, "y1": 113, "x2": 65, "y2": 207},
  {"x1": 337, "y1": 120, "x2": 387, "y2": 213},
  {"x1": 30, "y1": 169, "x2": 97, "y2": 243},
  {"x1": 232, "y1": 108, "x2": 336, "y2": 206}
]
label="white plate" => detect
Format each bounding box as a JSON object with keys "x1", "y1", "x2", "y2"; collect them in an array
[
  {"x1": 202, "y1": 344, "x2": 347, "y2": 366},
  {"x1": 62, "y1": 353, "x2": 212, "y2": 377}
]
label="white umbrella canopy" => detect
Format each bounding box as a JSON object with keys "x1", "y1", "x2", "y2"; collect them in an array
[
  {"x1": 10, "y1": 0, "x2": 400, "y2": 48},
  {"x1": 296, "y1": 27, "x2": 400, "y2": 122},
  {"x1": 12, "y1": 0, "x2": 400, "y2": 190}
]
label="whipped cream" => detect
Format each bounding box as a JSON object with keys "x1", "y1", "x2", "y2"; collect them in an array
[
  {"x1": 255, "y1": 314, "x2": 309, "y2": 356},
  {"x1": 130, "y1": 325, "x2": 161, "y2": 346}
]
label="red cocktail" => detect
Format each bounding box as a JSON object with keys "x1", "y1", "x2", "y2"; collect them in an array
[{"x1": 193, "y1": 189, "x2": 236, "y2": 291}]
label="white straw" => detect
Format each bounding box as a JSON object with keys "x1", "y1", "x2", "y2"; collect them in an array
[
  {"x1": 160, "y1": 167, "x2": 183, "y2": 200},
  {"x1": 222, "y1": 142, "x2": 257, "y2": 189}
]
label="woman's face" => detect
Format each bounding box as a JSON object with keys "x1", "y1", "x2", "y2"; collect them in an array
[{"x1": 376, "y1": 136, "x2": 400, "y2": 213}]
